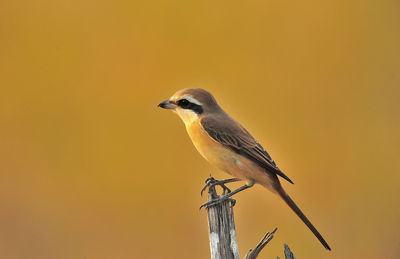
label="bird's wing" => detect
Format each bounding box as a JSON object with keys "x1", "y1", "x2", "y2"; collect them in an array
[{"x1": 201, "y1": 116, "x2": 294, "y2": 184}]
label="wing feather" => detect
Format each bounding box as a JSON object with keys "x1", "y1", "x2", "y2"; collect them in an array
[{"x1": 201, "y1": 116, "x2": 294, "y2": 184}]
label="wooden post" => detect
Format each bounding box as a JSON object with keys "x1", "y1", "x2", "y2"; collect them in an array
[
  {"x1": 205, "y1": 184, "x2": 240, "y2": 259},
  {"x1": 203, "y1": 177, "x2": 295, "y2": 259}
]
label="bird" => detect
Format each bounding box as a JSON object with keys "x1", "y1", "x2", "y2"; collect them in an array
[{"x1": 158, "y1": 88, "x2": 331, "y2": 251}]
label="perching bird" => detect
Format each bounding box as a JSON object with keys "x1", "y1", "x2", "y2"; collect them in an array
[{"x1": 158, "y1": 88, "x2": 331, "y2": 251}]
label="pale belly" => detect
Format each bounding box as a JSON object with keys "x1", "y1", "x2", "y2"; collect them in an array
[{"x1": 186, "y1": 120, "x2": 277, "y2": 191}]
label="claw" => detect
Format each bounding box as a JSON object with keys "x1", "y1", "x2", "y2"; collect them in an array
[
  {"x1": 200, "y1": 180, "x2": 253, "y2": 210},
  {"x1": 200, "y1": 177, "x2": 239, "y2": 197},
  {"x1": 201, "y1": 177, "x2": 216, "y2": 196},
  {"x1": 205, "y1": 176, "x2": 215, "y2": 183},
  {"x1": 200, "y1": 195, "x2": 236, "y2": 209}
]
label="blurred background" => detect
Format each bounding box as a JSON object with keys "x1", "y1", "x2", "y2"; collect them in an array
[{"x1": 0, "y1": 0, "x2": 399, "y2": 258}]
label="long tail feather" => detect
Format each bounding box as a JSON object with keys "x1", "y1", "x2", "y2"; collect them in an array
[{"x1": 277, "y1": 188, "x2": 331, "y2": 250}]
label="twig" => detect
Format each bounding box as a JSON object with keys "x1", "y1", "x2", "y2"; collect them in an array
[
  {"x1": 283, "y1": 244, "x2": 295, "y2": 259},
  {"x1": 245, "y1": 228, "x2": 278, "y2": 259}
]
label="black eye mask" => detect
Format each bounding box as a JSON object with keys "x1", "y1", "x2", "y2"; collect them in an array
[{"x1": 177, "y1": 99, "x2": 203, "y2": 115}]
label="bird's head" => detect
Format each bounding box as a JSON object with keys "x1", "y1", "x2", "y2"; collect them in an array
[{"x1": 158, "y1": 88, "x2": 221, "y2": 126}]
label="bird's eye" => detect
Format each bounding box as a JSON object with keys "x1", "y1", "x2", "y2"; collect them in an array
[{"x1": 178, "y1": 99, "x2": 190, "y2": 107}]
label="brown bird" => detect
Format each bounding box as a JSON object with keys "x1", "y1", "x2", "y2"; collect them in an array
[{"x1": 158, "y1": 88, "x2": 331, "y2": 250}]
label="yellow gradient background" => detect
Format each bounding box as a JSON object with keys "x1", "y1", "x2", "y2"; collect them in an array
[{"x1": 1, "y1": 0, "x2": 399, "y2": 258}]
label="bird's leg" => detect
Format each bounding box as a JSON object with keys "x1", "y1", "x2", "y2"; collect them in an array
[
  {"x1": 200, "y1": 176, "x2": 241, "y2": 196},
  {"x1": 200, "y1": 182, "x2": 254, "y2": 209}
]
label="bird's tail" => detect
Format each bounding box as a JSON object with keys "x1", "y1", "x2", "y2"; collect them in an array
[{"x1": 277, "y1": 187, "x2": 331, "y2": 250}]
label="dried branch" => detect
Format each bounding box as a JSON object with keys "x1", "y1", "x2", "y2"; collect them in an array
[
  {"x1": 245, "y1": 228, "x2": 278, "y2": 259},
  {"x1": 283, "y1": 244, "x2": 295, "y2": 259}
]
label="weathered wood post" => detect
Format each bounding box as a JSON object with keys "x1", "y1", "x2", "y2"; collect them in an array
[
  {"x1": 205, "y1": 182, "x2": 240, "y2": 259},
  {"x1": 202, "y1": 177, "x2": 295, "y2": 259}
]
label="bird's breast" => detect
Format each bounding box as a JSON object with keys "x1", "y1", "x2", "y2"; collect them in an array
[
  {"x1": 186, "y1": 120, "x2": 254, "y2": 179},
  {"x1": 184, "y1": 120, "x2": 279, "y2": 192},
  {"x1": 187, "y1": 120, "x2": 230, "y2": 166}
]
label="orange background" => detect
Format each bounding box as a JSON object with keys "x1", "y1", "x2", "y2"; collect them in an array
[{"x1": 1, "y1": 0, "x2": 399, "y2": 258}]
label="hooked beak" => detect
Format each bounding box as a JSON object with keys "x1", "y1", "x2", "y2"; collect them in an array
[{"x1": 158, "y1": 99, "x2": 176, "y2": 109}]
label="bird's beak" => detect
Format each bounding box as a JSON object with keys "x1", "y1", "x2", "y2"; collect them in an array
[{"x1": 158, "y1": 99, "x2": 176, "y2": 109}]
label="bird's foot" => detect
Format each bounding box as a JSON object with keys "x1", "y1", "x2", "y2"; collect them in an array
[
  {"x1": 200, "y1": 195, "x2": 236, "y2": 209},
  {"x1": 200, "y1": 182, "x2": 253, "y2": 210},
  {"x1": 200, "y1": 177, "x2": 240, "y2": 196}
]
